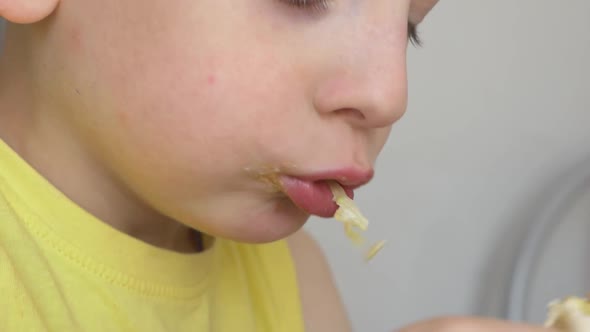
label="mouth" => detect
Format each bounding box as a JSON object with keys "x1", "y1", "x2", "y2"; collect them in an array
[{"x1": 277, "y1": 168, "x2": 374, "y2": 218}]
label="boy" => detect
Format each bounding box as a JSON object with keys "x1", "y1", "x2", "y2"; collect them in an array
[{"x1": 0, "y1": 0, "x2": 556, "y2": 331}]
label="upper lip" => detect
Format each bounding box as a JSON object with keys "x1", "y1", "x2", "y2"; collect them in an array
[{"x1": 292, "y1": 168, "x2": 374, "y2": 190}]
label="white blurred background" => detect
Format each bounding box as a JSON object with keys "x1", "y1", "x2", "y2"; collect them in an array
[
  {"x1": 1, "y1": 1, "x2": 590, "y2": 331},
  {"x1": 304, "y1": 1, "x2": 590, "y2": 331}
]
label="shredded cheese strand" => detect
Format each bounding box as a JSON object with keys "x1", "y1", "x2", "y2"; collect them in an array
[
  {"x1": 329, "y1": 181, "x2": 385, "y2": 261},
  {"x1": 365, "y1": 240, "x2": 387, "y2": 261}
]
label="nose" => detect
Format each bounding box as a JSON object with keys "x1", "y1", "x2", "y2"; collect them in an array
[{"x1": 313, "y1": 28, "x2": 408, "y2": 129}]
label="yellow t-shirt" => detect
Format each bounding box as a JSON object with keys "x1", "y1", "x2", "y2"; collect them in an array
[{"x1": 0, "y1": 139, "x2": 304, "y2": 332}]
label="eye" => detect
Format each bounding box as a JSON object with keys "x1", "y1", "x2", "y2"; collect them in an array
[
  {"x1": 279, "y1": 0, "x2": 421, "y2": 45},
  {"x1": 278, "y1": 0, "x2": 332, "y2": 12},
  {"x1": 408, "y1": 22, "x2": 421, "y2": 46}
]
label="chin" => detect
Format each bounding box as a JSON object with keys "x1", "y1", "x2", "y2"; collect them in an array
[{"x1": 222, "y1": 198, "x2": 311, "y2": 244}]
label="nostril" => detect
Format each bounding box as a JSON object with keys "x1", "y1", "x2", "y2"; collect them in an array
[{"x1": 333, "y1": 108, "x2": 365, "y2": 121}]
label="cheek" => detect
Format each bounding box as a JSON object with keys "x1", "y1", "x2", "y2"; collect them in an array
[
  {"x1": 85, "y1": 11, "x2": 307, "y2": 178},
  {"x1": 108, "y1": 47, "x2": 297, "y2": 168}
]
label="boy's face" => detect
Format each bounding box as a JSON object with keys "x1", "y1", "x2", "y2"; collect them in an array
[{"x1": 23, "y1": 0, "x2": 437, "y2": 242}]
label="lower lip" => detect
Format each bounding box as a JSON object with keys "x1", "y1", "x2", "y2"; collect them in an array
[{"x1": 279, "y1": 176, "x2": 354, "y2": 218}]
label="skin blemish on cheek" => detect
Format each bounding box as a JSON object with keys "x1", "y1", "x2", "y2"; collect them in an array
[
  {"x1": 207, "y1": 75, "x2": 216, "y2": 85},
  {"x1": 117, "y1": 111, "x2": 130, "y2": 127},
  {"x1": 68, "y1": 28, "x2": 83, "y2": 52}
]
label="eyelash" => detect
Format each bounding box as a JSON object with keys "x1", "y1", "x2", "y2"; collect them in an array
[
  {"x1": 408, "y1": 22, "x2": 421, "y2": 46},
  {"x1": 280, "y1": 0, "x2": 332, "y2": 11},
  {"x1": 279, "y1": 0, "x2": 421, "y2": 46}
]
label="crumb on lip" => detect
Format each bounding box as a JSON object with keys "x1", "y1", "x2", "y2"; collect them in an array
[
  {"x1": 244, "y1": 165, "x2": 285, "y2": 194},
  {"x1": 256, "y1": 173, "x2": 284, "y2": 193}
]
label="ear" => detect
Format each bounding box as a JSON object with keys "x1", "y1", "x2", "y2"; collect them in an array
[{"x1": 0, "y1": 0, "x2": 60, "y2": 24}]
